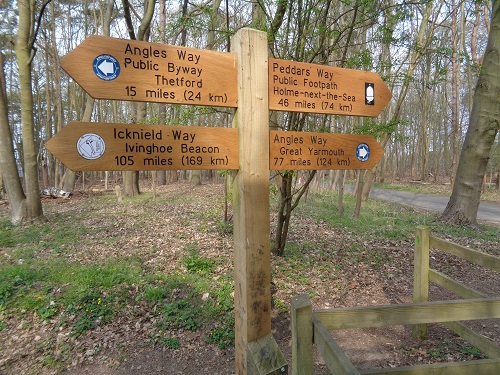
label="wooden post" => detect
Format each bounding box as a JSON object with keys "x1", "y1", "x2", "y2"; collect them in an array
[
  {"x1": 291, "y1": 294, "x2": 313, "y2": 375},
  {"x1": 231, "y1": 28, "x2": 287, "y2": 374},
  {"x1": 115, "y1": 185, "x2": 123, "y2": 203},
  {"x1": 413, "y1": 225, "x2": 430, "y2": 340}
]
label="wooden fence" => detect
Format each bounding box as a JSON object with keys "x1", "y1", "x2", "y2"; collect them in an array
[{"x1": 291, "y1": 226, "x2": 500, "y2": 375}]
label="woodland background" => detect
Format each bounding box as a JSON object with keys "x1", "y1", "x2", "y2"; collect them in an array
[
  {"x1": 1, "y1": 2, "x2": 499, "y2": 373},
  {"x1": 0, "y1": 0, "x2": 499, "y2": 231}
]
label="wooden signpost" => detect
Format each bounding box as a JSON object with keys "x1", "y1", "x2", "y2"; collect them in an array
[
  {"x1": 49, "y1": 28, "x2": 392, "y2": 375},
  {"x1": 45, "y1": 122, "x2": 238, "y2": 171},
  {"x1": 60, "y1": 35, "x2": 238, "y2": 107}
]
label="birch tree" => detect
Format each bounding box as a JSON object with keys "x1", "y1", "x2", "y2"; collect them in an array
[
  {"x1": 13, "y1": 0, "x2": 48, "y2": 222},
  {"x1": 0, "y1": 52, "x2": 28, "y2": 223}
]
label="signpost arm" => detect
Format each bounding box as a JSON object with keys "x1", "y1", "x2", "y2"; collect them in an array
[{"x1": 231, "y1": 28, "x2": 287, "y2": 375}]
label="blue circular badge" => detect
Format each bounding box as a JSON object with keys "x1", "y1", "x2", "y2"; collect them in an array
[
  {"x1": 356, "y1": 143, "x2": 370, "y2": 162},
  {"x1": 93, "y1": 54, "x2": 120, "y2": 81}
]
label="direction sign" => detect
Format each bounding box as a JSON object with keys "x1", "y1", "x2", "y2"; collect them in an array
[
  {"x1": 45, "y1": 122, "x2": 239, "y2": 171},
  {"x1": 270, "y1": 130, "x2": 383, "y2": 170},
  {"x1": 61, "y1": 36, "x2": 238, "y2": 107},
  {"x1": 269, "y1": 58, "x2": 391, "y2": 117}
]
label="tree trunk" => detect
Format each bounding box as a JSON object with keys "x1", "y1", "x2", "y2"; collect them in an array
[
  {"x1": 272, "y1": 170, "x2": 316, "y2": 256},
  {"x1": 441, "y1": 0, "x2": 500, "y2": 225},
  {"x1": 121, "y1": 0, "x2": 155, "y2": 196},
  {"x1": 420, "y1": 56, "x2": 432, "y2": 182},
  {"x1": 16, "y1": 0, "x2": 43, "y2": 222},
  {"x1": 353, "y1": 171, "x2": 365, "y2": 218},
  {"x1": 123, "y1": 171, "x2": 139, "y2": 196},
  {"x1": 49, "y1": 1, "x2": 64, "y2": 188},
  {"x1": 273, "y1": 172, "x2": 293, "y2": 256},
  {"x1": 450, "y1": 0, "x2": 461, "y2": 186},
  {"x1": 338, "y1": 170, "x2": 346, "y2": 216},
  {"x1": 0, "y1": 53, "x2": 27, "y2": 223},
  {"x1": 156, "y1": 0, "x2": 167, "y2": 187}
]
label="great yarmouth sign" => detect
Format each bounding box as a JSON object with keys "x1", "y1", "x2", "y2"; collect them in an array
[{"x1": 269, "y1": 130, "x2": 383, "y2": 170}]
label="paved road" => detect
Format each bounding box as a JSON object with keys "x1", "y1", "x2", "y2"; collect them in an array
[{"x1": 367, "y1": 188, "x2": 500, "y2": 226}]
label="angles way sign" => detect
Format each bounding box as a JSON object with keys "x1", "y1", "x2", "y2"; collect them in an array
[
  {"x1": 270, "y1": 130, "x2": 383, "y2": 170},
  {"x1": 269, "y1": 58, "x2": 391, "y2": 117},
  {"x1": 61, "y1": 36, "x2": 238, "y2": 107}
]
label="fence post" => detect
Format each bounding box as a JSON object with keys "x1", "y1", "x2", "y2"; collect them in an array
[
  {"x1": 413, "y1": 225, "x2": 430, "y2": 340},
  {"x1": 291, "y1": 294, "x2": 313, "y2": 375}
]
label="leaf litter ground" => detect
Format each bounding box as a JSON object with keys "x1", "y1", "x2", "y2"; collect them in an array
[{"x1": 0, "y1": 182, "x2": 498, "y2": 374}]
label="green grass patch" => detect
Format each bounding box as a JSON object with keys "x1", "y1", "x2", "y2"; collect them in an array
[
  {"x1": 151, "y1": 334, "x2": 180, "y2": 349},
  {"x1": 295, "y1": 191, "x2": 436, "y2": 240},
  {"x1": 207, "y1": 315, "x2": 235, "y2": 349},
  {"x1": 158, "y1": 298, "x2": 203, "y2": 331},
  {"x1": 182, "y1": 244, "x2": 217, "y2": 275},
  {"x1": 0, "y1": 219, "x2": 87, "y2": 253},
  {"x1": 64, "y1": 288, "x2": 115, "y2": 336},
  {"x1": 432, "y1": 222, "x2": 500, "y2": 248},
  {"x1": 0, "y1": 255, "x2": 143, "y2": 337},
  {"x1": 143, "y1": 270, "x2": 235, "y2": 349}
]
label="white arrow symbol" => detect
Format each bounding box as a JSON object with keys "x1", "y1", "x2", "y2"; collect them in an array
[
  {"x1": 98, "y1": 59, "x2": 115, "y2": 75},
  {"x1": 358, "y1": 147, "x2": 368, "y2": 158}
]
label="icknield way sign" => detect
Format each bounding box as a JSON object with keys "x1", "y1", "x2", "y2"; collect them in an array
[{"x1": 45, "y1": 122, "x2": 239, "y2": 171}]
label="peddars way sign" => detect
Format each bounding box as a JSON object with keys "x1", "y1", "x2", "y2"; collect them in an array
[{"x1": 269, "y1": 58, "x2": 391, "y2": 117}]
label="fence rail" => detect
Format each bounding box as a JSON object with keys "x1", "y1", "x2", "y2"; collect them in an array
[
  {"x1": 291, "y1": 226, "x2": 500, "y2": 375},
  {"x1": 413, "y1": 225, "x2": 500, "y2": 359}
]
